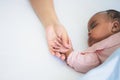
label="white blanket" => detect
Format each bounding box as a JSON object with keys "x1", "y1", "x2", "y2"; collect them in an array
[{"x1": 80, "y1": 48, "x2": 120, "y2": 80}]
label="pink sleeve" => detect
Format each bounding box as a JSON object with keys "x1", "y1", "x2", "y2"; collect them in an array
[
  {"x1": 66, "y1": 32, "x2": 120, "y2": 73},
  {"x1": 66, "y1": 51, "x2": 101, "y2": 73}
]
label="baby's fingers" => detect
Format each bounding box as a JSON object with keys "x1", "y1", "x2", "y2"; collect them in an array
[
  {"x1": 52, "y1": 48, "x2": 69, "y2": 53},
  {"x1": 60, "y1": 54, "x2": 66, "y2": 61}
]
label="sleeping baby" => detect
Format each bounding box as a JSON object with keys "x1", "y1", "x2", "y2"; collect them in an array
[{"x1": 52, "y1": 9, "x2": 120, "y2": 73}]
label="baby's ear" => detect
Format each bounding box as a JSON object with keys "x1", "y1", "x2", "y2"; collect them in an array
[{"x1": 111, "y1": 20, "x2": 120, "y2": 33}]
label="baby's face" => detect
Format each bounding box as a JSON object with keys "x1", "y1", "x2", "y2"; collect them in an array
[{"x1": 88, "y1": 12, "x2": 112, "y2": 46}]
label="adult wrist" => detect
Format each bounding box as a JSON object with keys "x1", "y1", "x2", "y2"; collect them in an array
[{"x1": 45, "y1": 22, "x2": 62, "y2": 29}]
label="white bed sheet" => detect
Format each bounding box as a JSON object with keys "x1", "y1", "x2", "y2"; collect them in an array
[{"x1": 0, "y1": 0, "x2": 120, "y2": 80}]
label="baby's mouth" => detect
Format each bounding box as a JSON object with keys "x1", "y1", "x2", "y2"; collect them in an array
[{"x1": 88, "y1": 37, "x2": 96, "y2": 46}]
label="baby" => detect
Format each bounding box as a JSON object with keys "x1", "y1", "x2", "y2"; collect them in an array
[{"x1": 53, "y1": 9, "x2": 120, "y2": 73}]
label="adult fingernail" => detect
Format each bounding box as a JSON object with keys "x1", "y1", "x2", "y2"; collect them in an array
[
  {"x1": 64, "y1": 43, "x2": 69, "y2": 48},
  {"x1": 55, "y1": 52, "x2": 61, "y2": 58}
]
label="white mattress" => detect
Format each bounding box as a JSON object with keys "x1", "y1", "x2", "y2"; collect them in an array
[{"x1": 0, "y1": 0, "x2": 120, "y2": 80}]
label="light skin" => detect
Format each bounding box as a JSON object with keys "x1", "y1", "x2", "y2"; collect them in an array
[
  {"x1": 30, "y1": 0, "x2": 71, "y2": 60},
  {"x1": 53, "y1": 12, "x2": 120, "y2": 60}
]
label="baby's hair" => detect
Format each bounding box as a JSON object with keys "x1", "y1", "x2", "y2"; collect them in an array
[
  {"x1": 96, "y1": 9, "x2": 120, "y2": 23},
  {"x1": 94, "y1": 9, "x2": 120, "y2": 34},
  {"x1": 105, "y1": 9, "x2": 120, "y2": 23},
  {"x1": 105, "y1": 9, "x2": 120, "y2": 33}
]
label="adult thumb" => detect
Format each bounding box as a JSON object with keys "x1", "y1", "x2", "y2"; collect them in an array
[{"x1": 62, "y1": 33, "x2": 69, "y2": 48}]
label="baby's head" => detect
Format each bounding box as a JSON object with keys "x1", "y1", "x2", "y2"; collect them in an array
[{"x1": 88, "y1": 9, "x2": 120, "y2": 46}]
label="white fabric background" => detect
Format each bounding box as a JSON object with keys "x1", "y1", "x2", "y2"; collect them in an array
[{"x1": 0, "y1": 0, "x2": 120, "y2": 80}]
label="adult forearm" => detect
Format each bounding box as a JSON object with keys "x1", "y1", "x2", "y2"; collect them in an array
[{"x1": 30, "y1": 0, "x2": 59, "y2": 27}]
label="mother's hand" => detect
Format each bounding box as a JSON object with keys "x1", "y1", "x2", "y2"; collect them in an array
[{"x1": 45, "y1": 24, "x2": 71, "y2": 60}]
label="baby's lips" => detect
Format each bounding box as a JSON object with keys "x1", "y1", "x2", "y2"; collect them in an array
[{"x1": 81, "y1": 52, "x2": 86, "y2": 55}]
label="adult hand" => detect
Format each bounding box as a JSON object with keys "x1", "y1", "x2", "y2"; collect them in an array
[
  {"x1": 30, "y1": 0, "x2": 71, "y2": 60},
  {"x1": 45, "y1": 24, "x2": 71, "y2": 60}
]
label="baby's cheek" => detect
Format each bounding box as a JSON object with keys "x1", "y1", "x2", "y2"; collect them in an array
[{"x1": 93, "y1": 32, "x2": 103, "y2": 40}]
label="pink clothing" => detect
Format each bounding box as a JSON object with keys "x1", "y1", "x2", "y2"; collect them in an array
[{"x1": 67, "y1": 32, "x2": 120, "y2": 73}]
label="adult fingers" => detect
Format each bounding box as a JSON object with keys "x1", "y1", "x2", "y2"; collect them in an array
[
  {"x1": 55, "y1": 52, "x2": 61, "y2": 58},
  {"x1": 61, "y1": 33, "x2": 70, "y2": 48}
]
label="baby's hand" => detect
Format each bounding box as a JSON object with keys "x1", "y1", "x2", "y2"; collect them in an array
[{"x1": 52, "y1": 36, "x2": 73, "y2": 60}]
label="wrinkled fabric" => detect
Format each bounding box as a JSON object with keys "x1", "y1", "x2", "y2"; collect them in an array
[
  {"x1": 79, "y1": 48, "x2": 120, "y2": 80},
  {"x1": 67, "y1": 32, "x2": 120, "y2": 73}
]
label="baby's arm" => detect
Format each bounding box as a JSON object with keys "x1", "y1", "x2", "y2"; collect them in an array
[
  {"x1": 67, "y1": 51, "x2": 101, "y2": 73},
  {"x1": 53, "y1": 37, "x2": 101, "y2": 73}
]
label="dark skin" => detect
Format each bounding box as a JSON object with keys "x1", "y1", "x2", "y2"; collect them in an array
[
  {"x1": 88, "y1": 12, "x2": 120, "y2": 46},
  {"x1": 53, "y1": 12, "x2": 120, "y2": 60},
  {"x1": 88, "y1": 12, "x2": 113, "y2": 46}
]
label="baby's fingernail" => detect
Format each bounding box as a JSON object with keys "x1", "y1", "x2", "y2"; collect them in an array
[{"x1": 61, "y1": 56, "x2": 65, "y2": 61}]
